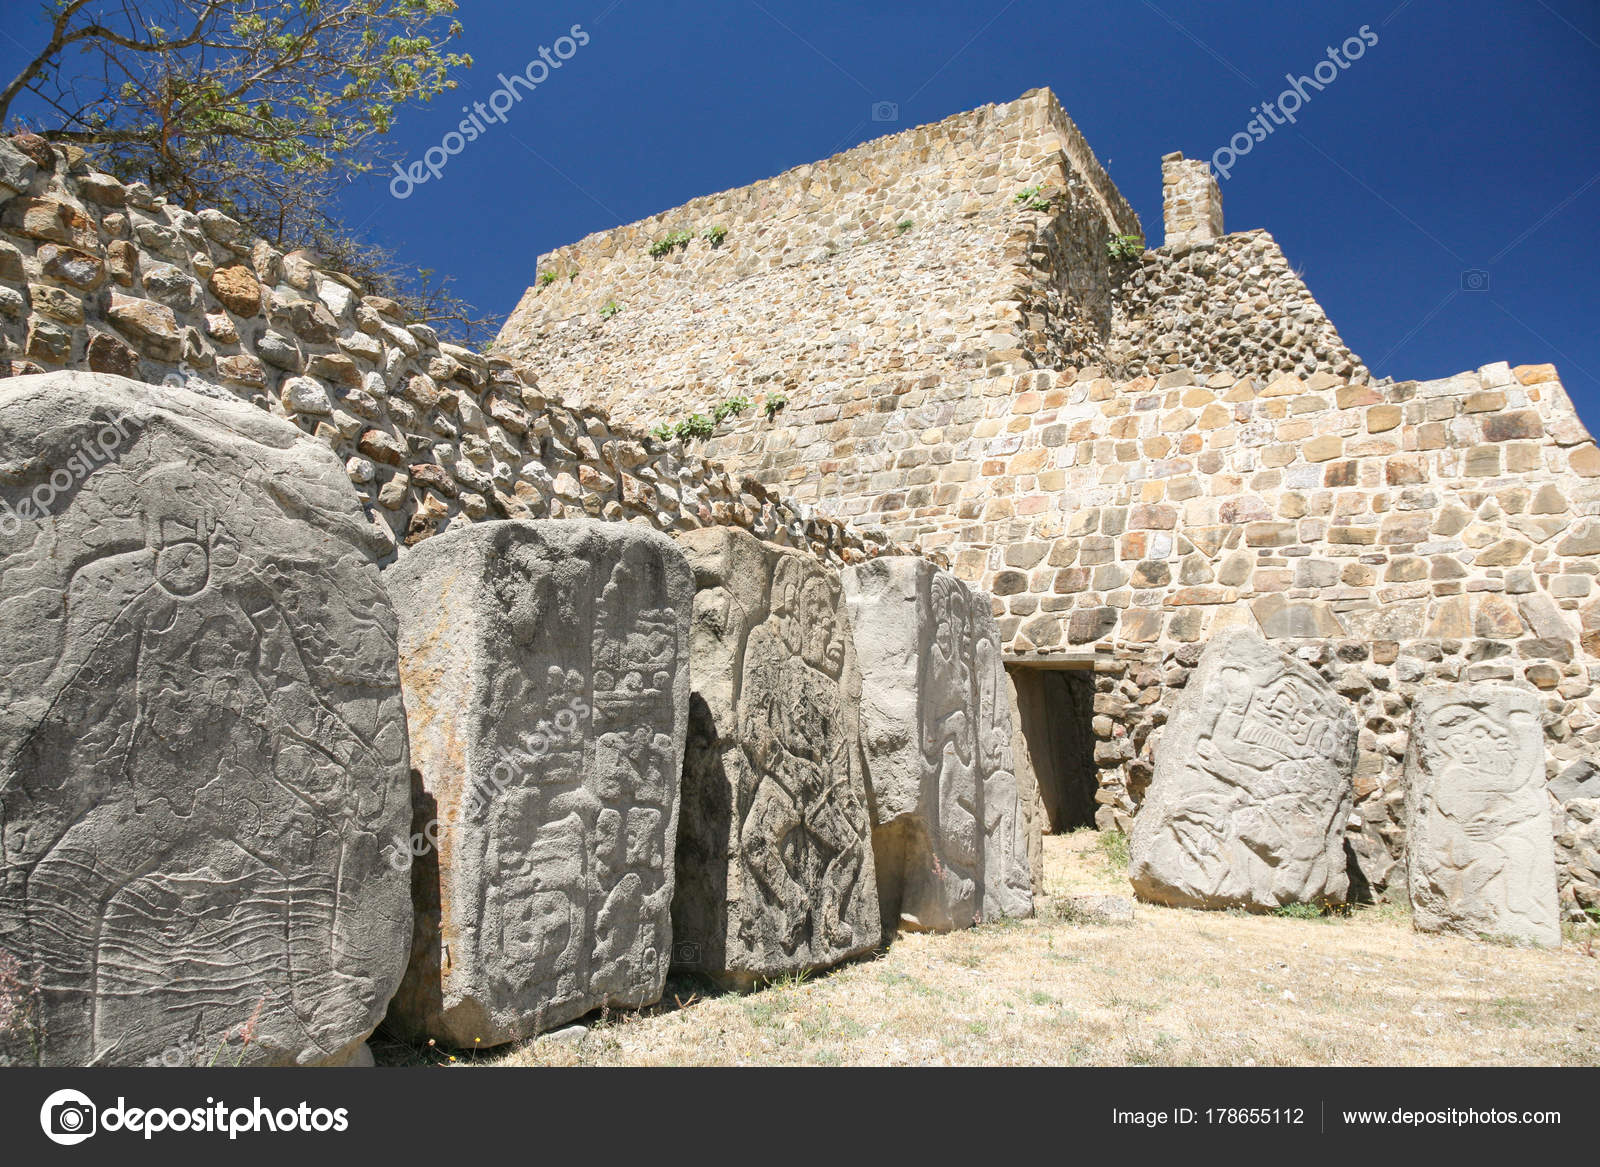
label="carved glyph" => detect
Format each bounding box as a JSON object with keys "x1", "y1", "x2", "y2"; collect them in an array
[
  {"x1": 384, "y1": 520, "x2": 692, "y2": 1045},
  {"x1": 1405, "y1": 685, "x2": 1559, "y2": 947},
  {"x1": 672, "y1": 527, "x2": 878, "y2": 985},
  {"x1": 0, "y1": 372, "x2": 411, "y2": 1066},
  {"x1": 1130, "y1": 628, "x2": 1357, "y2": 910},
  {"x1": 842, "y1": 558, "x2": 1032, "y2": 934}
]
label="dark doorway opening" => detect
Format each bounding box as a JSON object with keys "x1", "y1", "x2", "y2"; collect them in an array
[{"x1": 1009, "y1": 666, "x2": 1098, "y2": 832}]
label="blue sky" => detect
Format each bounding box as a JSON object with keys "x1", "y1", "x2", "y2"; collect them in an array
[{"x1": 5, "y1": 1, "x2": 1598, "y2": 427}]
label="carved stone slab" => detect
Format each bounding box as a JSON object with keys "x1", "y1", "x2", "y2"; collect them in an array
[
  {"x1": 0, "y1": 371, "x2": 411, "y2": 1067},
  {"x1": 384, "y1": 520, "x2": 692, "y2": 1045},
  {"x1": 842, "y1": 557, "x2": 1032, "y2": 934},
  {"x1": 1405, "y1": 684, "x2": 1559, "y2": 947},
  {"x1": 1130, "y1": 627, "x2": 1357, "y2": 910},
  {"x1": 671, "y1": 527, "x2": 879, "y2": 986}
]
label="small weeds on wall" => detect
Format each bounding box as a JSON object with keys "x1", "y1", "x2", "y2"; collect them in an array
[
  {"x1": 1107, "y1": 233, "x2": 1146, "y2": 262},
  {"x1": 649, "y1": 230, "x2": 694, "y2": 257},
  {"x1": 649, "y1": 394, "x2": 788, "y2": 445},
  {"x1": 1015, "y1": 186, "x2": 1054, "y2": 212},
  {"x1": 712, "y1": 396, "x2": 751, "y2": 423}
]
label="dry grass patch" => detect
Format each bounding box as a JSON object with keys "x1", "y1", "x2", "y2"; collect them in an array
[{"x1": 476, "y1": 831, "x2": 1599, "y2": 1067}]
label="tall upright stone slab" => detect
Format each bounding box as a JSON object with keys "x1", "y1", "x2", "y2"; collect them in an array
[
  {"x1": 0, "y1": 371, "x2": 411, "y2": 1067},
  {"x1": 385, "y1": 520, "x2": 692, "y2": 1045},
  {"x1": 1130, "y1": 627, "x2": 1357, "y2": 911},
  {"x1": 672, "y1": 527, "x2": 879, "y2": 986},
  {"x1": 843, "y1": 557, "x2": 1032, "y2": 935},
  {"x1": 1405, "y1": 685, "x2": 1559, "y2": 947}
]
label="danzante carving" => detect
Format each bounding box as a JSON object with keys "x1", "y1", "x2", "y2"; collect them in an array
[
  {"x1": 843, "y1": 557, "x2": 1033, "y2": 934},
  {"x1": 1405, "y1": 685, "x2": 1560, "y2": 947},
  {"x1": 671, "y1": 527, "x2": 880, "y2": 985},
  {"x1": 384, "y1": 520, "x2": 692, "y2": 1045},
  {"x1": 0, "y1": 371, "x2": 411, "y2": 1067},
  {"x1": 1130, "y1": 628, "x2": 1357, "y2": 911}
]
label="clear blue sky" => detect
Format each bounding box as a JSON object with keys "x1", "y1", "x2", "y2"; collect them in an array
[{"x1": 6, "y1": 1, "x2": 1598, "y2": 427}]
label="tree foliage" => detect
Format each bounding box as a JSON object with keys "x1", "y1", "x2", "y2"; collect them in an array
[{"x1": 2, "y1": 2, "x2": 493, "y2": 343}]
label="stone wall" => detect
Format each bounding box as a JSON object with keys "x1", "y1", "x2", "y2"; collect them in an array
[
  {"x1": 496, "y1": 88, "x2": 1142, "y2": 424},
  {"x1": 644, "y1": 354, "x2": 1600, "y2": 910},
  {"x1": 1159, "y1": 153, "x2": 1223, "y2": 250},
  {"x1": 495, "y1": 88, "x2": 1596, "y2": 916},
  {"x1": 1106, "y1": 228, "x2": 1368, "y2": 382},
  {"x1": 0, "y1": 133, "x2": 909, "y2": 569}
]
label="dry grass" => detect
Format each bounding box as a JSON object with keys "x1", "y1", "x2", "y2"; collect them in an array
[{"x1": 472, "y1": 832, "x2": 1600, "y2": 1068}]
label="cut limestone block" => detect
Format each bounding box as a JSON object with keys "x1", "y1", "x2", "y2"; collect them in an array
[
  {"x1": 842, "y1": 557, "x2": 1032, "y2": 935},
  {"x1": 1130, "y1": 628, "x2": 1357, "y2": 911},
  {"x1": 1405, "y1": 684, "x2": 1559, "y2": 947},
  {"x1": 0, "y1": 371, "x2": 411, "y2": 1067},
  {"x1": 384, "y1": 520, "x2": 692, "y2": 1045},
  {"x1": 671, "y1": 527, "x2": 879, "y2": 986}
]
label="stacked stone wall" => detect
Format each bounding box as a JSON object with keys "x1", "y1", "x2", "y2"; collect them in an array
[
  {"x1": 0, "y1": 133, "x2": 909, "y2": 568},
  {"x1": 496, "y1": 88, "x2": 1141, "y2": 425},
  {"x1": 1107, "y1": 229, "x2": 1368, "y2": 382},
  {"x1": 700, "y1": 353, "x2": 1600, "y2": 909}
]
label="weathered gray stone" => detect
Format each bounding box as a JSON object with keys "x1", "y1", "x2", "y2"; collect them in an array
[
  {"x1": 671, "y1": 527, "x2": 879, "y2": 986},
  {"x1": 1549, "y1": 759, "x2": 1599, "y2": 806},
  {"x1": 1405, "y1": 684, "x2": 1560, "y2": 947},
  {"x1": 842, "y1": 557, "x2": 1031, "y2": 935},
  {"x1": 1130, "y1": 628, "x2": 1357, "y2": 910},
  {"x1": 1004, "y1": 671, "x2": 1048, "y2": 900},
  {"x1": 0, "y1": 371, "x2": 410, "y2": 1066},
  {"x1": 384, "y1": 519, "x2": 692, "y2": 1046}
]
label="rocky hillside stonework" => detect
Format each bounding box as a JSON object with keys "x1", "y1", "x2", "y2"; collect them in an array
[
  {"x1": 1129, "y1": 628, "x2": 1358, "y2": 911},
  {"x1": 384, "y1": 520, "x2": 692, "y2": 1046},
  {"x1": 0, "y1": 132, "x2": 911, "y2": 573},
  {"x1": 1404, "y1": 685, "x2": 1561, "y2": 947},
  {"x1": 842, "y1": 557, "x2": 1033, "y2": 934},
  {"x1": 0, "y1": 370, "x2": 411, "y2": 1067},
  {"x1": 671, "y1": 527, "x2": 880, "y2": 986}
]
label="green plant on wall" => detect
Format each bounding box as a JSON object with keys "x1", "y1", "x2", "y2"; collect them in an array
[
  {"x1": 1107, "y1": 233, "x2": 1146, "y2": 262},
  {"x1": 649, "y1": 230, "x2": 694, "y2": 257},
  {"x1": 649, "y1": 422, "x2": 674, "y2": 442},
  {"x1": 539, "y1": 270, "x2": 558, "y2": 286},
  {"x1": 1015, "y1": 186, "x2": 1053, "y2": 212},
  {"x1": 598, "y1": 300, "x2": 620, "y2": 320},
  {"x1": 763, "y1": 392, "x2": 788, "y2": 420},
  {"x1": 703, "y1": 225, "x2": 728, "y2": 247},
  {"x1": 674, "y1": 413, "x2": 715, "y2": 440},
  {"x1": 896, "y1": 219, "x2": 914, "y2": 234},
  {"x1": 713, "y1": 396, "x2": 752, "y2": 423}
]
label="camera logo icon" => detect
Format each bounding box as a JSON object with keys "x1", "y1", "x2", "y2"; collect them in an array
[
  {"x1": 672, "y1": 940, "x2": 702, "y2": 966},
  {"x1": 40, "y1": 1089, "x2": 97, "y2": 1146},
  {"x1": 870, "y1": 100, "x2": 899, "y2": 122},
  {"x1": 1460, "y1": 269, "x2": 1491, "y2": 292}
]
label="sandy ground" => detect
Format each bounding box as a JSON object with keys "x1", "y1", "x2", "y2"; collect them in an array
[{"x1": 377, "y1": 832, "x2": 1600, "y2": 1067}]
